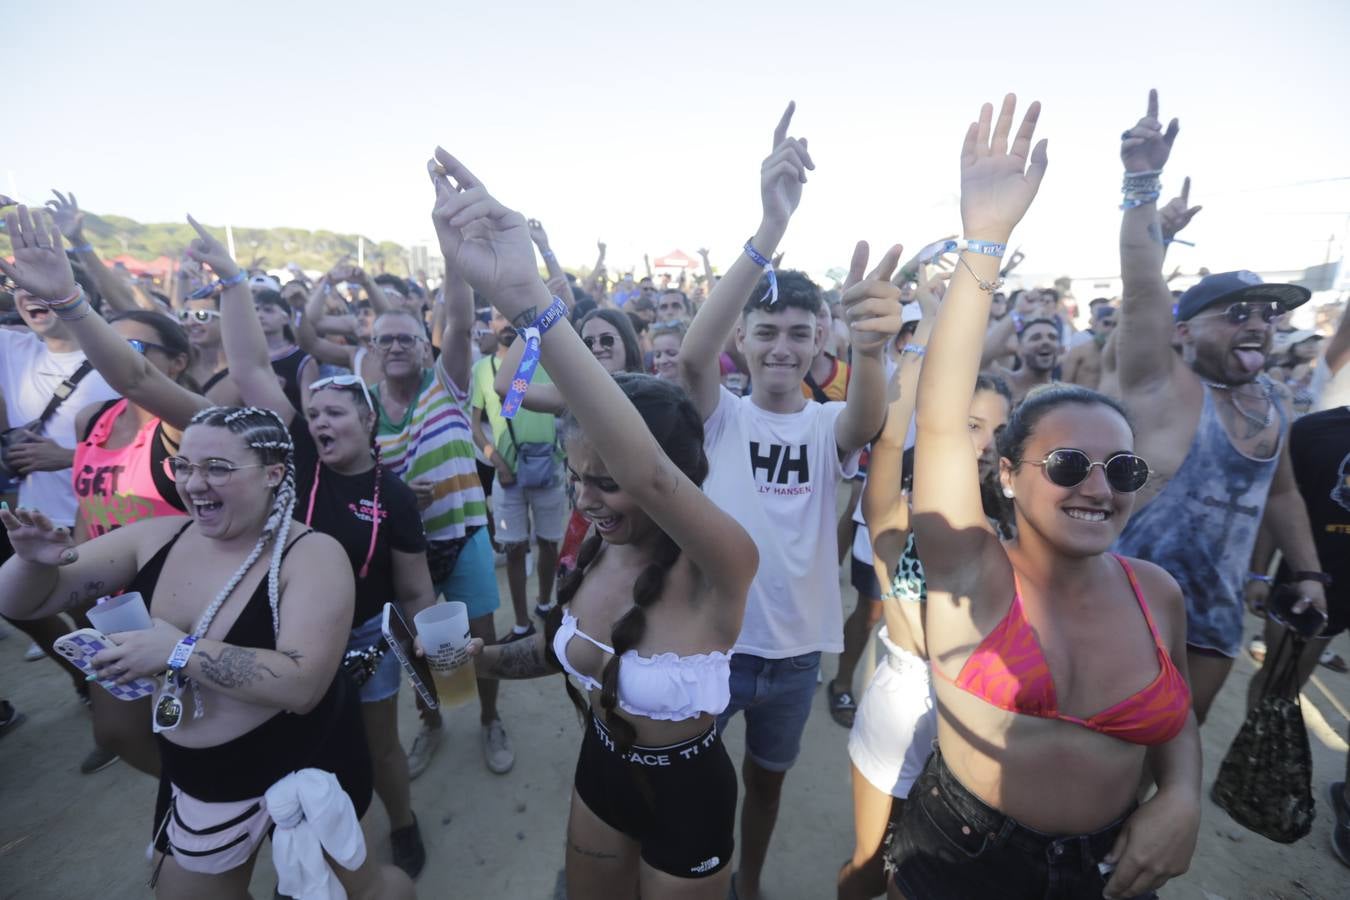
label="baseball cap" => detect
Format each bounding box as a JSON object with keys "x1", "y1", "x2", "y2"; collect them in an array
[
  {"x1": 1174, "y1": 270, "x2": 1310, "y2": 322},
  {"x1": 249, "y1": 273, "x2": 282, "y2": 293},
  {"x1": 1272, "y1": 328, "x2": 1322, "y2": 354}
]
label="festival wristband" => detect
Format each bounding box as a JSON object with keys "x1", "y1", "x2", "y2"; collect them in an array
[
  {"x1": 187, "y1": 270, "x2": 247, "y2": 300},
  {"x1": 743, "y1": 240, "x2": 778, "y2": 305},
  {"x1": 1245, "y1": 572, "x2": 1273, "y2": 585},
  {"x1": 218, "y1": 270, "x2": 247, "y2": 288},
  {"x1": 917, "y1": 238, "x2": 1008, "y2": 265},
  {"x1": 1292, "y1": 571, "x2": 1332, "y2": 586},
  {"x1": 67, "y1": 243, "x2": 94, "y2": 254},
  {"x1": 502, "y1": 295, "x2": 569, "y2": 420},
  {"x1": 166, "y1": 635, "x2": 198, "y2": 672},
  {"x1": 899, "y1": 344, "x2": 926, "y2": 358}
]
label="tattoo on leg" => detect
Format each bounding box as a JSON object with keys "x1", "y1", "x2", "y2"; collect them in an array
[
  {"x1": 197, "y1": 647, "x2": 282, "y2": 688},
  {"x1": 510, "y1": 306, "x2": 538, "y2": 331},
  {"x1": 490, "y1": 637, "x2": 554, "y2": 679},
  {"x1": 569, "y1": 841, "x2": 618, "y2": 860}
]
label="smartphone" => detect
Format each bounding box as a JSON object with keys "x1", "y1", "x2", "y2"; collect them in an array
[
  {"x1": 1269, "y1": 584, "x2": 1328, "y2": 639},
  {"x1": 53, "y1": 628, "x2": 158, "y2": 701},
  {"x1": 381, "y1": 603, "x2": 439, "y2": 709}
]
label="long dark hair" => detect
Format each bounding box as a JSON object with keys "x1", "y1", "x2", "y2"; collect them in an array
[
  {"x1": 546, "y1": 374, "x2": 708, "y2": 754},
  {"x1": 109, "y1": 309, "x2": 201, "y2": 394},
  {"x1": 578, "y1": 308, "x2": 644, "y2": 374}
]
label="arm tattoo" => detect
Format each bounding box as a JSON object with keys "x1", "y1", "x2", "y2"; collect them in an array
[
  {"x1": 197, "y1": 646, "x2": 283, "y2": 688},
  {"x1": 510, "y1": 305, "x2": 538, "y2": 330},
  {"x1": 489, "y1": 638, "x2": 554, "y2": 679},
  {"x1": 66, "y1": 580, "x2": 106, "y2": 611},
  {"x1": 277, "y1": 648, "x2": 304, "y2": 665}
]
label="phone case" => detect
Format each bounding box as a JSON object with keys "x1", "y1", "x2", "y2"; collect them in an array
[
  {"x1": 381, "y1": 605, "x2": 439, "y2": 710},
  {"x1": 53, "y1": 628, "x2": 158, "y2": 701}
]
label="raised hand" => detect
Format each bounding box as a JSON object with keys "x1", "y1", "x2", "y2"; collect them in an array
[
  {"x1": 527, "y1": 218, "x2": 550, "y2": 249},
  {"x1": 427, "y1": 147, "x2": 539, "y2": 318},
  {"x1": 0, "y1": 207, "x2": 78, "y2": 301},
  {"x1": 1121, "y1": 88, "x2": 1179, "y2": 174},
  {"x1": 327, "y1": 262, "x2": 364, "y2": 284},
  {"x1": 1160, "y1": 176, "x2": 1203, "y2": 242},
  {"x1": 840, "y1": 241, "x2": 905, "y2": 357},
  {"x1": 0, "y1": 505, "x2": 78, "y2": 567},
  {"x1": 761, "y1": 101, "x2": 815, "y2": 228},
  {"x1": 45, "y1": 190, "x2": 86, "y2": 242},
  {"x1": 960, "y1": 95, "x2": 1048, "y2": 242},
  {"x1": 914, "y1": 265, "x2": 951, "y2": 319},
  {"x1": 185, "y1": 215, "x2": 241, "y2": 279}
]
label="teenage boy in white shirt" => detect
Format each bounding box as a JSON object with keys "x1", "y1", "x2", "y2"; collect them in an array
[{"x1": 679, "y1": 104, "x2": 902, "y2": 900}]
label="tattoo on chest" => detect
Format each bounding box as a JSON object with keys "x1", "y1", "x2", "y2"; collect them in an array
[
  {"x1": 197, "y1": 646, "x2": 283, "y2": 688},
  {"x1": 492, "y1": 638, "x2": 551, "y2": 678}
]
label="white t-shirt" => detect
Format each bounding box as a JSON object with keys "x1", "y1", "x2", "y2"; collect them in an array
[
  {"x1": 1312, "y1": 352, "x2": 1350, "y2": 412},
  {"x1": 703, "y1": 386, "x2": 860, "y2": 658},
  {"x1": 0, "y1": 331, "x2": 118, "y2": 526}
]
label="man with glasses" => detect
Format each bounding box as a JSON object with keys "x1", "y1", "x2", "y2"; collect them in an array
[
  {"x1": 370, "y1": 273, "x2": 515, "y2": 778},
  {"x1": 1111, "y1": 90, "x2": 1327, "y2": 724}
]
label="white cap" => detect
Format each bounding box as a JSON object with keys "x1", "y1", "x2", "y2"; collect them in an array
[
  {"x1": 249, "y1": 273, "x2": 281, "y2": 293},
  {"x1": 901, "y1": 302, "x2": 922, "y2": 326}
]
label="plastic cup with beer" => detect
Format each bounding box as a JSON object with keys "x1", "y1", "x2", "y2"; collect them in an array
[
  {"x1": 414, "y1": 601, "x2": 477, "y2": 708},
  {"x1": 87, "y1": 592, "x2": 153, "y2": 634}
]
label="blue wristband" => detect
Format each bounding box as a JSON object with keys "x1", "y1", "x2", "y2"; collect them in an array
[
  {"x1": 167, "y1": 635, "x2": 198, "y2": 671},
  {"x1": 218, "y1": 270, "x2": 248, "y2": 288},
  {"x1": 917, "y1": 238, "x2": 1007, "y2": 265},
  {"x1": 502, "y1": 295, "x2": 569, "y2": 419},
  {"x1": 68, "y1": 243, "x2": 94, "y2": 254},
  {"x1": 743, "y1": 240, "x2": 778, "y2": 305}
]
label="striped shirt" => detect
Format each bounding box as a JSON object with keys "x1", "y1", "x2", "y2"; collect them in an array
[{"x1": 373, "y1": 367, "x2": 487, "y2": 540}]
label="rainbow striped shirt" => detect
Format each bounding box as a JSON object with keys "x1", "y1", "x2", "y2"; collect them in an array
[{"x1": 373, "y1": 367, "x2": 487, "y2": 540}]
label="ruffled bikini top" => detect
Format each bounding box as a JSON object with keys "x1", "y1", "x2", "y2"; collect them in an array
[{"x1": 552, "y1": 609, "x2": 731, "y2": 722}]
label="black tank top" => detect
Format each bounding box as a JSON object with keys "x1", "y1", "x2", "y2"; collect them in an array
[{"x1": 198, "y1": 346, "x2": 313, "y2": 413}]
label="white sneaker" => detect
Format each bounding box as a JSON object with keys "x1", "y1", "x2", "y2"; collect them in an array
[
  {"x1": 481, "y1": 719, "x2": 515, "y2": 774},
  {"x1": 23, "y1": 641, "x2": 45, "y2": 662},
  {"x1": 406, "y1": 722, "x2": 442, "y2": 781}
]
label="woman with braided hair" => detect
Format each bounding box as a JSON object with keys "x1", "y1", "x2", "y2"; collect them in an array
[{"x1": 424, "y1": 148, "x2": 757, "y2": 899}]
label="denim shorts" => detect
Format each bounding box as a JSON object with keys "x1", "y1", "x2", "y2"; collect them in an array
[
  {"x1": 494, "y1": 478, "x2": 567, "y2": 545},
  {"x1": 715, "y1": 651, "x2": 821, "y2": 772},
  {"x1": 347, "y1": 612, "x2": 401, "y2": 703},
  {"x1": 889, "y1": 751, "x2": 1156, "y2": 900},
  {"x1": 433, "y1": 527, "x2": 500, "y2": 621}
]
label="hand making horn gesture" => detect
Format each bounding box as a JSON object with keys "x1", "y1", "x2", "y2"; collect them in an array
[
  {"x1": 959, "y1": 93, "x2": 1049, "y2": 244},
  {"x1": 0, "y1": 206, "x2": 78, "y2": 302},
  {"x1": 839, "y1": 242, "x2": 906, "y2": 357},
  {"x1": 1160, "y1": 175, "x2": 1203, "y2": 242},
  {"x1": 1121, "y1": 88, "x2": 1179, "y2": 174},
  {"x1": 426, "y1": 148, "x2": 539, "y2": 322}
]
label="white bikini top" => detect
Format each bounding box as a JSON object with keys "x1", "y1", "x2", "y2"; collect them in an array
[{"x1": 553, "y1": 609, "x2": 732, "y2": 722}]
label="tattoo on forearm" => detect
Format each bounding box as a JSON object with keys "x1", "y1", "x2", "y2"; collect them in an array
[
  {"x1": 197, "y1": 647, "x2": 282, "y2": 688},
  {"x1": 490, "y1": 638, "x2": 553, "y2": 679},
  {"x1": 569, "y1": 841, "x2": 617, "y2": 860},
  {"x1": 278, "y1": 648, "x2": 304, "y2": 665},
  {"x1": 510, "y1": 306, "x2": 538, "y2": 330}
]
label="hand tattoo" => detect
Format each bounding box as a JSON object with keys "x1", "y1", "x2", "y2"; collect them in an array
[
  {"x1": 489, "y1": 637, "x2": 554, "y2": 679},
  {"x1": 197, "y1": 647, "x2": 282, "y2": 688},
  {"x1": 510, "y1": 306, "x2": 538, "y2": 330}
]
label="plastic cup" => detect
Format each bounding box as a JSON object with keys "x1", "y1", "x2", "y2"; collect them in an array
[
  {"x1": 86, "y1": 592, "x2": 152, "y2": 634},
  {"x1": 414, "y1": 601, "x2": 476, "y2": 708}
]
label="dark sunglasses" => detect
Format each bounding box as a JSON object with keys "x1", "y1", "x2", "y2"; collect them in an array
[
  {"x1": 1025, "y1": 448, "x2": 1151, "y2": 494},
  {"x1": 583, "y1": 334, "x2": 618, "y2": 351},
  {"x1": 373, "y1": 333, "x2": 421, "y2": 349},
  {"x1": 1191, "y1": 302, "x2": 1281, "y2": 326},
  {"x1": 127, "y1": 338, "x2": 172, "y2": 356},
  {"x1": 177, "y1": 308, "x2": 221, "y2": 323}
]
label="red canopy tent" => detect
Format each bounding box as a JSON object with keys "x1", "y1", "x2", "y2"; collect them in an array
[
  {"x1": 651, "y1": 250, "x2": 698, "y2": 270},
  {"x1": 108, "y1": 254, "x2": 174, "y2": 278}
]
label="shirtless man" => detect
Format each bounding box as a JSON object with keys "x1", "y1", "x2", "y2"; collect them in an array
[
  {"x1": 981, "y1": 316, "x2": 1061, "y2": 405},
  {"x1": 1110, "y1": 89, "x2": 1327, "y2": 724},
  {"x1": 1063, "y1": 298, "x2": 1116, "y2": 389}
]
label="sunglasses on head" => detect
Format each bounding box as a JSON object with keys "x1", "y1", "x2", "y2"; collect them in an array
[
  {"x1": 583, "y1": 333, "x2": 618, "y2": 351},
  {"x1": 127, "y1": 338, "x2": 172, "y2": 356},
  {"x1": 177, "y1": 308, "x2": 221, "y2": 323},
  {"x1": 309, "y1": 374, "x2": 374, "y2": 410},
  {"x1": 1191, "y1": 301, "x2": 1281, "y2": 326},
  {"x1": 373, "y1": 333, "x2": 420, "y2": 350},
  {"x1": 1024, "y1": 448, "x2": 1151, "y2": 494}
]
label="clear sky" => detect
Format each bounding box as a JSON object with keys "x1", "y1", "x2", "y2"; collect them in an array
[{"x1": 8, "y1": 0, "x2": 1350, "y2": 286}]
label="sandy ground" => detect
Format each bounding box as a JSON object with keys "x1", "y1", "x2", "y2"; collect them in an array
[{"x1": 2, "y1": 560, "x2": 1348, "y2": 900}]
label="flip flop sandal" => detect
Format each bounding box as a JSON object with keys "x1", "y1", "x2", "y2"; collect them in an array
[
  {"x1": 828, "y1": 681, "x2": 857, "y2": 728},
  {"x1": 1319, "y1": 650, "x2": 1348, "y2": 673}
]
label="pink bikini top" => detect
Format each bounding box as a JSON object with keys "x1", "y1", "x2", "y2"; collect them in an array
[{"x1": 937, "y1": 555, "x2": 1191, "y2": 746}]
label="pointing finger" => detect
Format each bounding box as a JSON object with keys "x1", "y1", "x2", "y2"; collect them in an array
[
  {"x1": 186, "y1": 214, "x2": 212, "y2": 243},
  {"x1": 1146, "y1": 88, "x2": 1159, "y2": 121},
  {"x1": 1180, "y1": 176, "x2": 1191, "y2": 207},
  {"x1": 1163, "y1": 118, "x2": 1180, "y2": 148},
  {"x1": 773, "y1": 101, "x2": 796, "y2": 149},
  {"x1": 433, "y1": 147, "x2": 483, "y2": 191},
  {"x1": 843, "y1": 240, "x2": 870, "y2": 291}
]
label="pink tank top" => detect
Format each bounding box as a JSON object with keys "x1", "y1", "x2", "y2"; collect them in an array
[{"x1": 73, "y1": 399, "x2": 185, "y2": 540}]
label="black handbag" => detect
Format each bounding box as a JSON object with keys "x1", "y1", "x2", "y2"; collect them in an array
[
  {"x1": 0, "y1": 361, "x2": 94, "y2": 478},
  {"x1": 1211, "y1": 628, "x2": 1315, "y2": 843}
]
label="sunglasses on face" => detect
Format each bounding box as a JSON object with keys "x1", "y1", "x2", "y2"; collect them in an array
[
  {"x1": 309, "y1": 374, "x2": 374, "y2": 410},
  {"x1": 373, "y1": 333, "x2": 421, "y2": 350},
  {"x1": 583, "y1": 333, "x2": 618, "y2": 351},
  {"x1": 164, "y1": 456, "x2": 266, "y2": 486},
  {"x1": 1191, "y1": 302, "x2": 1281, "y2": 326},
  {"x1": 177, "y1": 309, "x2": 221, "y2": 324},
  {"x1": 1024, "y1": 448, "x2": 1151, "y2": 494},
  {"x1": 127, "y1": 338, "x2": 172, "y2": 356}
]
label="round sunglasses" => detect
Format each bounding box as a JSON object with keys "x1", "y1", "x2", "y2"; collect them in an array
[
  {"x1": 1024, "y1": 448, "x2": 1151, "y2": 494},
  {"x1": 1190, "y1": 301, "x2": 1281, "y2": 326},
  {"x1": 177, "y1": 308, "x2": 221, "y2": 323},
  {"x1": 583, "y1": 333, "x2": 618, "y2": 351}
]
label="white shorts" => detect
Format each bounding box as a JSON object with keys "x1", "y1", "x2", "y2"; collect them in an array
[
  {"x1": 494, "y1": 478, "x2": 567, "y2": 545},
  {"x1": 846, "y1": 627, "x2": 937, "y2": 799}
]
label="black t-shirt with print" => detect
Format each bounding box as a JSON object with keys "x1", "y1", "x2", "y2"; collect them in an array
[
  {"x1": 1275, "y1": 406, "x2": 1350, "y2": 632},
  {"x1": 290, "y1": 418, "x2": 427, "y2": 627}
]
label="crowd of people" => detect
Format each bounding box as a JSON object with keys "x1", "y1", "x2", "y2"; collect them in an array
[{"x1": 0, "y1": 87, "x2": 1347, "y2": 900}]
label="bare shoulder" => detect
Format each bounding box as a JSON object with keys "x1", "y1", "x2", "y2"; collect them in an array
[
  {"x1": 284, "y1": 526, "x2": 347, "y2": 568},
  {"x1": 1120, "y1": 556, "x2": 1184, "y2": 623}
]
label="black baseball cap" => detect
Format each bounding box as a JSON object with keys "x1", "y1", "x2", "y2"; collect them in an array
[{"x1": 1175, "y1": 270, "x2": 1310, "y2": 322}]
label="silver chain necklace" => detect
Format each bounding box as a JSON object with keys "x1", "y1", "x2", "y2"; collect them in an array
[{"x1": 1201, "y1": 378, "x2": 1273, "y2": 429}]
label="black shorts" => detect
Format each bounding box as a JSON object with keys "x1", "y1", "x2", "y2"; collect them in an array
[
  {"x1": 477, "y1": 460, "x2": 496, "y2": 497},
  {"x1": 888, "y1": 751, "x2": 1156, "y2": 900},
  {"x1": 574, "y1": 713, "x2": 736, "y2": 879},
  {"x1": 850, "y1": 555, "x2": 881, "y2": 600}
]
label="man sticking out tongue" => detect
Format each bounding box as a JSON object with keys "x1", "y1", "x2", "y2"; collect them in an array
[{"x1": 1110, "y1": 88, "x2": 1327, "y2": 727}]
